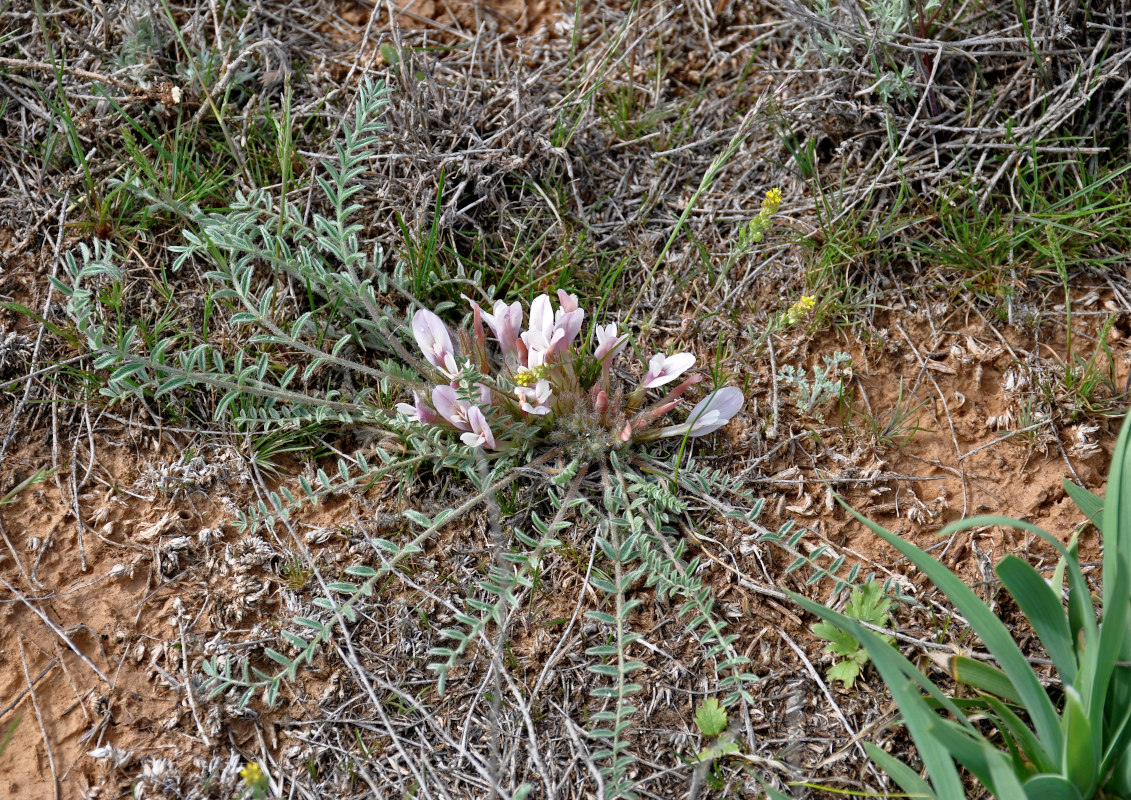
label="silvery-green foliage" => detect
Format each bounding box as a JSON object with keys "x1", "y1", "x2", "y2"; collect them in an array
[
  {"x1": 797, "y1": 0, "x2": 927, "y2": 102},
  {"x1": 777, "y1": 351, "x2": 853, "y2": 420},
  {"x1": 870, "y1": 0, "x2": 911, "y2": 35},
  {"x1": 429, "y1": 484, "x2": 576, "y2": 693},
  {"x1": 875, "y1": 64, "x2": 916, "y2": 104},
  {"x1": 805, "y1": 0, "x2": 852, "y2": 63}
]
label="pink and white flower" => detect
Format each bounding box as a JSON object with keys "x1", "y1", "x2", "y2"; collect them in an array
[
  {"x1": 658, "y1": 387, "x2": 744, "y2": 438},
  {"x1": 521, "y1": 294, "x2": 563, "y2": 368},
  {"x1": 460, "y1": 406, "x2": 496, "y2": 449},
  {"x1": 431, "y1": 385, "x2": 473, "y2": 431},
  {"x1": 641, "y1": 352, "x2": 695, "y2": 389},
  {"x1": 555, "y1": 308, "x2": 585, "y2": 353},
  {"x1": 412, "y1": 309, "x2": 459, "y2": 377},
  {"x1": 400, "y1": 289, "x2": 744, "y2": 452},
  {"x1": 557, "y1": 289, "x2": 579, "y2": 313},
  {"x1": 593, "y1": 323, "x2": 626, "y2": 362},
  {"x1": 521, "y1": 293, "x2": 585, "y2": 367},
  {"x1": 515, "y1": 379, "x2": 552, "y2": 415},
  {"x1": 395, "y1": 391, "x2": 439, "y2": 425},
  {"x1": 479, "y1": 299, "x2": 523, "y2": 360}
]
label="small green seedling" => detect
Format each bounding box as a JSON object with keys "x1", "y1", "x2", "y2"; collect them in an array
[
  {"x1": 812, "y1": 580, "x2": 894, "y2": 689},
  {"x1": 693, "y1": 697, "x2": 739, "y2": 761}
]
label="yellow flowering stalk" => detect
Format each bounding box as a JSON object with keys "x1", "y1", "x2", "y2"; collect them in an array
[
  {"x1": 740, "y1": 188, "x2": 784, "y2": 246},
  {"x1": 783, "y1": 295, "x2": 817, "y2": 326}
]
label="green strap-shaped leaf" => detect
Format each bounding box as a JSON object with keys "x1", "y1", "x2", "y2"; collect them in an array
[
  {"x1": 851, "y1": 503, "x2": 1063, "y2": 757},
  {"x1": 948, "y1": 656, "x2": 1023, "y2": 705},
  {"x1": 863, "y1": 742, "x2": 934, "y2": 799},
  {"x1": 1021, "y1": 774, "x2": 1084, "y2": 800},
  {"x1": 981, "y1": 694, "x2": 1056, "y2": 776},
  {"x1": 996, "y1": 556, "x2": 1077, "y2": 685},
  {"x1": 1061, "y1": 686, "x2": 1097, "y2": 798},
  {"x1": 984, "y1": 739, "x2": 1031, "y2": 799},
  {"x1": 1062, "y1": 479, "x2": 1103, "y2": 530}
]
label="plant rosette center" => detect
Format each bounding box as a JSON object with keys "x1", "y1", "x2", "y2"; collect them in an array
[{"x1": 397, "y1": 290, "x2": 743, "y2": 457}]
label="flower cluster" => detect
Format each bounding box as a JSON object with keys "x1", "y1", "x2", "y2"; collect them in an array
[
  {"x1": 396, "y1": 290, "x2": 743, "y2": 451},
  {"x1": 783, "y1": 294, "x2": 816, "y2": 326},
  {"x1": 737, "y1": 187, "x2": 783, "y2": 247},
  {"x1": 239, "y1": 762, "x2": 268, "y2": 799}
]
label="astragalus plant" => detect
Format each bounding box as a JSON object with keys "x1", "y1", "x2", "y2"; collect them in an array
[{"x1": 55, "y1": 80, "x2": 780, "y2": 797}]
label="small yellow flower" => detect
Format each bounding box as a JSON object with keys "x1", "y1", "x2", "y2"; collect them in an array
[
  {"x1": 783, "y1": 295, "x2": 817, "y2": 326},
  {"x1": 740, "y1": 188, "x2": 785, "y2": 246},
  {"x1": 761, "y1": 188, "x2": 783, "y2": 216},
  {"x1": 513, "y1": 365, "x2": 548, "y2": 387},
  {"x1": 241, "y1": 762, "x2": 267, "y2": 795}
]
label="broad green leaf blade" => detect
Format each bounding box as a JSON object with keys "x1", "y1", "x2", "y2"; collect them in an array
[
  {"x1": 1092, "y1": 412, "x2": 1131, "y2": 726},
  {"x1": 926, "y1": 718, "x2": 1007, "y2": 793},
  {"x1": 984, "y1": 740, "x2": 1029, "y2": 799},
  {"x1": 1061, "y1": 687, "x2": 1098, "y2": 798},
  {"x1": 940, "y1": 513, "x2": 1096, "y2": 662},
  {"x1": 1022, "y1": 774, "x2": 1084, "y2": 800},
  {"x1": 948, "y1": 656, "x2": 1022, "y2": 705},
  {"x1": 1088, "y1": 548, "x2": 1131, "y2": 738},
  {"x1": 995, "y1": 556, "x2": 1078, "y2": 686},
  {"x1": 847, "y1": 503, "x2": 1063, "y2": 756},
  {"x1": 981, "y1": 695, "x2": 1056, "y2": 775},
  {"x1": 1098, "y1": 680, "x2": 1131, "y2": 789}
]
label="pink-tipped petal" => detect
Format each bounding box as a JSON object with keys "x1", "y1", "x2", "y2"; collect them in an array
[
  {"x1": 461, "y1": 406, "x2": 496, "y2": 449},
  {"x1": 552, "y1": 308, "x2": 585, "y2": 356},
  {"x1": 397, "y1": 391, "x2": 438, "y2": 425},
  {"x1": 432, "y1": 385, "x2": 471, "y2": 431},
  {"x1": 412, "y1": 309, "x2": 459, "y2": 376},
  {"x1": 471, "y1": 301, "x2": 486, "y2": 350},
  {"x1": 483, "y1": 300, "x2": 523, "y2": 359},
  {"x1": 641, "y1": 352, "x2": 696, "y2": 389},
  {"x1": 557, "y1": 289, "x2": 579, "y2": 313},
  {"x1": 594, "y1": 323, "x2": 626, "y2": 362}
]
